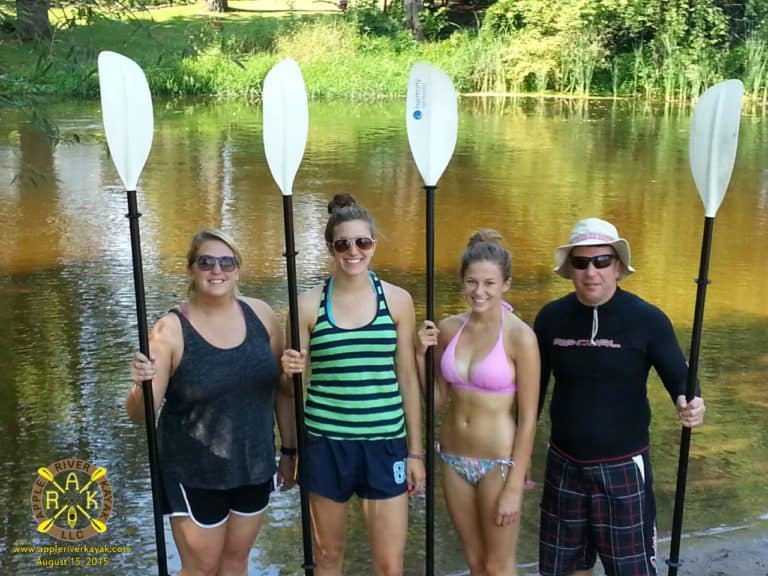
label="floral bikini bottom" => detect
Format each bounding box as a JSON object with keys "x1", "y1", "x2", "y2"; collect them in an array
[{"x1": 436, "y1": 445, "x2": 515, "y2": 487}]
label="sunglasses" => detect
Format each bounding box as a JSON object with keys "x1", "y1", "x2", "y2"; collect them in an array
[
  {"x1": 195, "y1": 255, "x2": 239, "y2": 272},
  {"x1": 569, "y1": 254, "x2": 617, "y2": 270},
  {"x1": 330, "y1": 236, "x2": 375, "y2": 253}
]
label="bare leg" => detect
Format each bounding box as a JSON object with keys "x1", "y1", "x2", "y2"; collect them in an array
[
  {"x1": 475, "y1": 469, "x2": 519, "y2": 576},
  {"x1": 361, "y1": 493, "x2": 408, "y2": 576},
  {"x1": 310, "y1": 494, "x2": 350, "y2": 576},
  {"x1": 217, "y1": 511, "x2": 266, "y2": 576},
  {"x1": 171, "y1": 516, "x2": 227, "y2": 576},
  {"x1": 441, "y1": 462, "x2": 487, "y2": 575}
]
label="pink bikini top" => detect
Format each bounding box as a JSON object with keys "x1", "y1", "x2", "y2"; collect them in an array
[{"x1": 440, "y1": 306, "x2": 517, "y2": 395}]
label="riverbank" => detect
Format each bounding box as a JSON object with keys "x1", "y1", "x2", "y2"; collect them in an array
[
  {"x1": 652, "y1": 528, "x2": 768, "y2": 576},
  {"x1": 532, "y1": 522, "x2": 768, "y2": 576},
  {"x1": 2, "y1": 0, "x2": 765, "y2": 104}
]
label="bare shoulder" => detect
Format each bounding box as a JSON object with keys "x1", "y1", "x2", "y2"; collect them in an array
[
  {"x1": 298, "y1": 284, "x2": 324, "y2": 313},
  {"x1": 152, "y1": 310, "x2": 182, "y2": 339},
  {"x1": 241, "y1": 297, "x2": 279, "y2": 330},
  {"x1": 504, "y1": 311, "x2": 538, "y2": 351},
  {"x1": 380, "y1": 281, "x2": 416, "y2": 324},
  {"x1": 293, "y1": 284, "x2": 325, "y2": 332},
  {"x1": 240, "y1": 296, "x2": 275, "y2": 316},
  {"x1": 380, "y1": 280, "x2": 414, "y2": 308},
  {"x1": 149, "y1": 310, "x2": 183, "y2": 356},
  {"x1": 438, "y1": 314, "x2": 464, "y2": 331},
  {"x1": 437, "y1": 314, "x2": 464, "y2": 344}
]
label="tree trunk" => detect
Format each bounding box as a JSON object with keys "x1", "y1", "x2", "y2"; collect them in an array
[
  {"x1": 206, "y1": 0, "x2": 228, "y2": 13},
  {"x1": 15, "y1": 0, "x2": 51, "y2": 42},
  {"x1": 405, "y1": 0, "x2": 425, "y2": 41}
]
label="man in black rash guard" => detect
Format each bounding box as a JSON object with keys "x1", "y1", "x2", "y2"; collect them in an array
[{"x1": 534, "y1": 218, "x2": 706, "y2": 576}]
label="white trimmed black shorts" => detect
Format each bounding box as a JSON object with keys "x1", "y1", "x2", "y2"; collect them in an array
[{"x1": 165, "y1": 479, "x2": 273, "y2": 528}]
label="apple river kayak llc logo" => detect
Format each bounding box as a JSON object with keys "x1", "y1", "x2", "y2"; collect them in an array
[{"x1": 31, "y1": 459, "x2": 114, "y2": 541}]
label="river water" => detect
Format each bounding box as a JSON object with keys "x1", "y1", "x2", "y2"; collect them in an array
[{"x1": 0, "y1": 97, "x2": 766, "y2": 575}]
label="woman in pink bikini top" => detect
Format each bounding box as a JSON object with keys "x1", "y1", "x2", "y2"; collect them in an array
[
  {"x1": 417, "y1": 229, "x2": 541, "y2": 576},
  {"x1": 440, "y1": 301, "x2": 517, "y2": 395}
]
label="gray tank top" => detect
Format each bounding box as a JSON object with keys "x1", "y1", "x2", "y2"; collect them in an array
[{"x1": 157, "y1": 300, "x2": 279, "y2": 489}]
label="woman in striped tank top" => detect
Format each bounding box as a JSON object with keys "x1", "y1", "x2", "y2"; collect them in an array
[{"x1": 282, "y1": 194, "x2": 425, "y2": 576}]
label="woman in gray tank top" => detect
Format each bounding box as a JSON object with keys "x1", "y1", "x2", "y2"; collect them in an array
[{"x1": 126, "y1": 228, "x2": 297, "y2": 575}]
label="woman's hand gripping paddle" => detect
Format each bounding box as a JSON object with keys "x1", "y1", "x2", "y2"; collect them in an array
[
  {"x1": 98, "y1": 50, "x2": 168, "y2": 576},
  {"x1": 262, "y1": 58, "x2": 315, "y2": 576},
  {"x1": 406, "y1": 62, "x2": 458, "y2": 576}
]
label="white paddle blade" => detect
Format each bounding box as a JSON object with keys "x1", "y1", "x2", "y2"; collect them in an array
[
  {"x1": 262, "y1": 59, "x2": 309, "y2": 197},
  {"x1": 98, "y1": 51, "x2": 154, "y2": 191},
  {"x1": 406, "y1": 62, "x2": 458, "y2": 187},
  {"x1": 689, "y1": 79, "x2": 743, "y2": 217}
]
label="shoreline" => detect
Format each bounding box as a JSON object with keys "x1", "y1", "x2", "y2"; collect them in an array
[
  {"x1": 649, "y1": 522, "x2": 768, "y2": 576},
  {"x1": 514, "y1": 520, "x2": 768, "y2": 576}
]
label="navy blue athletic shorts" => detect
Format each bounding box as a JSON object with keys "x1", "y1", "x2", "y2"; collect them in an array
[
  {"x1": 306, "y1": 434, "x2": 408, "y2": 502},
  {"x1": 539, "y1": 445, "x2": 658, "y2": 576}
]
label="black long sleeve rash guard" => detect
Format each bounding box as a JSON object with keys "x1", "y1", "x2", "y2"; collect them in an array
[{"x1": 534, "y1": 288, "x2": 693, "y2": 461}]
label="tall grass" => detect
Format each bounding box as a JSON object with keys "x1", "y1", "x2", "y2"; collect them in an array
[
  {"x1": 468, "y1": 34, "x2": 514, "y2": 94},
  {"x1": 628, "y1": 44, "x2": 653, "y2": 102},
  {"x1": 658, "y1": 30, "x2": 678, "y2": 103},
  {"x1": 0, "y1": 3, "x2": 763, "y2": 103},
  {"x1": 745, "y1": 30, "x2": 768, "y2": 105},
  {"x1": 557, "y1": 27, "x2": 604, "y2": 97},
  {"x1": 655, "y1": 30, "x2": 718, "y2": 105}
]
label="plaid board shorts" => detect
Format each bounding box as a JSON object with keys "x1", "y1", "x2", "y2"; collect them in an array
[{"x1": 539, "y1": 445, "x2": 658, "y2": 576}]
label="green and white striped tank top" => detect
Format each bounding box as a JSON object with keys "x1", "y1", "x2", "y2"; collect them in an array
[{"x1": 306, "y1": 271, "x2": 406, "y2": 440}]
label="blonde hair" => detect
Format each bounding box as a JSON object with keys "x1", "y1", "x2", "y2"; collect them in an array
[
  {"x1": 186, "y1": 228, "x2": 242, "y2": 298},
  {"x1": 460, "y1": 229, "x2": 512, "y2": 281}
]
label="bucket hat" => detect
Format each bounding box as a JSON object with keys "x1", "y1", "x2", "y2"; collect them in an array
[{"x1": 554, "y1": 218, "x2": 635, "y2": 279}]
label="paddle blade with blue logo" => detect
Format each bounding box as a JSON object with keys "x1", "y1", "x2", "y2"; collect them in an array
[{"x1": 406, "y1": 63, "x2": 458, "y2": 187}]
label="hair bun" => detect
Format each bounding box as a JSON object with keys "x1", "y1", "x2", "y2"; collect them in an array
[
  {"x1": 467, "y1": 228, "x2": 506, "y2": 248},
  {"x1": 327, "y1": 193, "x2": 358, "y2": 214}
]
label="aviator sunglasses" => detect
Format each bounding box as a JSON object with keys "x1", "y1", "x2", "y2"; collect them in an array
[
  {"x1": 195, "y1": 255, "x2": 239, "y2": 272},
  {"x1": 569, "y1": 254, "x2": 617, "y2": 270},
  {"x1": 330, "y1": 236, "x2": 375, "y2": 253}
]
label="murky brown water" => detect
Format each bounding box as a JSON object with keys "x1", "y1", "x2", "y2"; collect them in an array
[{"x1": 1, "y1": 97, "x2": 766, "y2": 575}]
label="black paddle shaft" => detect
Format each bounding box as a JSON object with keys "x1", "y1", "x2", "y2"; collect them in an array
[
  {"x1": 282, "y1": 195, "x2": 315, "y2": 575},
  {"x1": 125, "y1": 190, "x2": 169, "y2": 576},
  {"x1": 667, "y1": 216, "x2": 714, "y2": 576},
  {"x1": 425, "y1": 185, "x2": 436, "y2": 576}
]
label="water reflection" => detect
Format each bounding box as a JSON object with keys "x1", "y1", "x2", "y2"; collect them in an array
[{"x1": 0, "y1": 97, "x2": 766, "y2": 575}]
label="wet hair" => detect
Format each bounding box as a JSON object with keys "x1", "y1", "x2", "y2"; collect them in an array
[
  {"x1": 324, "y1": 193, "x2": 377, "y2": 243},
  {"x1": 460, "y1": 229, "x2": 512, "y2": 281},
  {"x1": 186, "y1": 228, "x2": 242, "y2": 297}
]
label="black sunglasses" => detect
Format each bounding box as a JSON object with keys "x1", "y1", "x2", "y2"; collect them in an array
[
  {"x1": 330, "y1": 236, "x2": 375, "y2": 253},
  {"x1": 196, "y1": 255, "x2": 239, "y2": 272},
  {"x1": 569, "y1": 254, "x2": 617, "y2": 270}
]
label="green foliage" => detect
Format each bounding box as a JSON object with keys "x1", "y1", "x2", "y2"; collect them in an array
[
  {"x1": 482, "y1": 0, "x2": 558, "y2": 36},
  {"x1": 345, "y1": 0, "x2": 404, "y2": 37},
  {"x1": 557, "y1": 27, "x2": 606, "y2": 95},
  {"x1": 419, "y1": 4, "x2": 450, "y2": 41},
  {"x1": 742, "y1": 27, "x2": 768, "y2": 104},
  {"x1": 1, "y1": 0, "x2": 767, "y2": 103}
]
